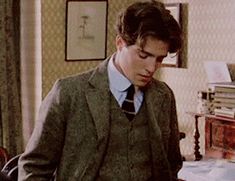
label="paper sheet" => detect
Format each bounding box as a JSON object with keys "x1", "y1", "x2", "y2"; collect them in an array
[
  {"x1": 204, "y1": 61, "x2": 232, "y2": 83},
  {"x1": 178, "y1": 159, "x2": 235, "y2": 181}
]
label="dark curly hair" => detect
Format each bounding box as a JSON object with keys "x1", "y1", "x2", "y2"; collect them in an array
[{"x1": 115, "y1": 0, "x2": 182, "y2": 53}]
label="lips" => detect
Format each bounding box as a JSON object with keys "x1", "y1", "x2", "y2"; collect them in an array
[
  {"x1": 139, "y1": 72, "x2": 152, "y2": 78},
  {"x1": 141, "y1": 74, "x2": 151, "y2": 78},
  {"x1": 139, "y1": 74, "x2": 152, "y2": 82}
]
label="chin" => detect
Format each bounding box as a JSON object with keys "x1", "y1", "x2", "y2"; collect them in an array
[
  {"x1": 136, "y1": 79, "x2": 154, "y2": 88},
  {"x1": 135, "y1": 81, "x2": 149, "y2": 88}
]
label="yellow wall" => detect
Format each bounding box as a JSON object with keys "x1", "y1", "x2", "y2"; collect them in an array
[{"x1": 41, "y1": 0, "x2": 235, "y2": 156}]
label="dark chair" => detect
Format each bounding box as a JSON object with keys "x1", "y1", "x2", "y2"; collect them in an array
[
  {"x1": 0, "y1": 154, "x2": 56, "y2": 181},
  {"x1": 1, "y1": 154, "x2": 20, "y2": 181}
]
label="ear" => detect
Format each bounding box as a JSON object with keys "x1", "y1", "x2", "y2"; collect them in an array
[{"x1": 115, "y1": 35, "x2": 125, "y2": 51}]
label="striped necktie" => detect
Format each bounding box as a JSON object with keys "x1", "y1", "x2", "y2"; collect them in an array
[{"x1": 122, "y1": 84, "x2": 135, "y2": 121}]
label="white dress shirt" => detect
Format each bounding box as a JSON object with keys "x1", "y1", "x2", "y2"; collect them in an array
[{"x1": 107, "y1": 55, "x2": 144, "y2": 113}]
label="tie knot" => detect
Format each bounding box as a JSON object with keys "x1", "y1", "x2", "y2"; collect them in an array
[{"x1": 126, "y1": 84, "x2": 135, "y2": 99}]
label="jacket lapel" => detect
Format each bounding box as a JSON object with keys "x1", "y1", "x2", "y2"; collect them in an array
[
  {"x1": 80, "y1": 60, "x2": 111, "y2": 180},
  {"x1": 85, "y1": 89, "x2": 110, "y2": 144},
  {"x1": 85, "y1": 60, "x2": 111, "y2": 144}
]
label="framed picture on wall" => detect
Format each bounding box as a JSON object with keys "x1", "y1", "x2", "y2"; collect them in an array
[
  {"x1": 162, "y1": 3, "x2": 183, "y2": 67},
  {"x1": 65, "y1": 0, "x2": 108, "y2": 61}
]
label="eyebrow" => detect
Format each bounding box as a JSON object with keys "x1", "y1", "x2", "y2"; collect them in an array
[
  {"x1": 138, "y1": 48, "x2": 154, "y2": 56},
  {"x1": 139, "y1": 48, "x2": 168, "y2": 58}
]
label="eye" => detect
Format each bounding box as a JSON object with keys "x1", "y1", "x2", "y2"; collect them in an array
[{"x1": 137, "y1": 50, "x2": 148, "y2": 59}]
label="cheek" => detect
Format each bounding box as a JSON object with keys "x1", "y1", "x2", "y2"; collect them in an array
[
  {"x1": 122, "y1": 53, "x2": 143, "y2": 77},
  {"x1": 129, "y1": 59, "x2": 142, "y2": 73},
  {"x1": 125, "y1": 55, "x2": 137, "y2": 68},
  {"x1": 123, "y1": 59, "x2": 138, "y2": 79}
]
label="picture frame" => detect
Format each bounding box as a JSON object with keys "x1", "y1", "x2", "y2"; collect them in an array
[
  {"x1": 162, "y1": 3, "x2": 184, "y2": 67},
  {"x1": 65, "y1": 0, "x2": 108, "y2": 61}
]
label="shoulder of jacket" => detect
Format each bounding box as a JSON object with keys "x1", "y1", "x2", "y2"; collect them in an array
[{"x1": 152, "y1": 79, "x2": 172, "y2": 93}]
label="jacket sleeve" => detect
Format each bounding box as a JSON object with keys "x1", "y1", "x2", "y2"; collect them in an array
[{"x1": 18, "y1": 79, "x2": 68, "y2": 181}]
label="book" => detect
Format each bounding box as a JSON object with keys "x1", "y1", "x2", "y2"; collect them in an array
[
  {"x1": 208, "y1": 81, "x2": 235, "y2": 92},
  {"x1": 213, "y1": 81, "x2": 235, "y2": 88},
  {"x1": 213, "y1": 102, "x2": 235, "y2": 109},
  {"x1": 214, "y1": 108, "x2": 235, "y2": 118},
  {"x1": 213, "y1": 97, "x2": 235, "y2": 104},
  {"x1": 214, "y1": 92, "x2": 235, "y2": 99},
  {"x1": 214, "y1": 83, "x2": 235, "y2": 93}
]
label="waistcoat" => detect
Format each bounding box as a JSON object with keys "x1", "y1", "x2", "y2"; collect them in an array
[{"x1": 97, "y1": 95, "x2": 152, "y2": 180}]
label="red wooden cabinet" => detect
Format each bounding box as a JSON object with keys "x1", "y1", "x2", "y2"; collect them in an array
[{"x1": 205, "y1": 115, "x2": 235, "y2": 159}]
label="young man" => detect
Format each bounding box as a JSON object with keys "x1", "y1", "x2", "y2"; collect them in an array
[{"x1": 18, "y1": 0, "x2": 183, "y2": 180}]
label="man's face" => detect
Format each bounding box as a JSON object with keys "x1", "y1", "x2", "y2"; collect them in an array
[{"x1": 115, "y1": 36, "x2": 169, "y2": 88}]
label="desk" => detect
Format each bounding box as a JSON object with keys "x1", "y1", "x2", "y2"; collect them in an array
[
  {"x1": 186, "y1": 112, "x2": 204, "y2": 161},
  {"x1": 187, "y1": 112, "x2": 235, "y2": 160}
]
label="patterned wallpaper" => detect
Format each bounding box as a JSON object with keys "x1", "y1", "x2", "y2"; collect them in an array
[
  {"x1": 42, "y1": 0, "x2": 235, "y2": 156},
  {"x1": 41, "y1": 0, "x2": 137, "y2": 96}
]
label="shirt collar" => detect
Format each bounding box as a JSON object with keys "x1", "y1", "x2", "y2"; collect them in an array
[{"x1": 108, "y1": 54, "x2": 131, "y2": 92}]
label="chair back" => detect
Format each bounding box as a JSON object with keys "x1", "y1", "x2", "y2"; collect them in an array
[{"x1": 1, "y1": 154, "x2": 20, "y2": 181}]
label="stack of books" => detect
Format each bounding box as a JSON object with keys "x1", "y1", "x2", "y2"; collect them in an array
[
  {"x1": 197, "y1": 90, "x2": 214, "y2": 114},
  {"x1": 211, "y1": 81, "x2": 235, "y2": 119}
]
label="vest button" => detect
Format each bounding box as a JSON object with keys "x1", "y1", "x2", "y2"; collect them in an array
[{"x1": 130, "y1": 163, "x2": 133, "y2": 169}]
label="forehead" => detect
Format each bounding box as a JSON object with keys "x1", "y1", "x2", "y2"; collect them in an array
[{"x1": 139, "y1": 37, "x2": 169, "y2": 56}]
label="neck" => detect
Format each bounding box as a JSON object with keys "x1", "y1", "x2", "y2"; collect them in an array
[
  {"x1": 113, "y1": 54, "x2": 141, "y2": 92},
  {"x1": 113, "y1": 53, "x2": 125, "y2": 78}
]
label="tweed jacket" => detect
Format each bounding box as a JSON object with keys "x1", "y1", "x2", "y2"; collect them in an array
[{"x1": 18, "y1": 58, "x2": 182, "y2": 181}]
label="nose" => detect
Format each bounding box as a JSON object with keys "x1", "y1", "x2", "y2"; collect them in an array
[{"x1": 145, "y1": 57, "x2": 157, "y2": 74}]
